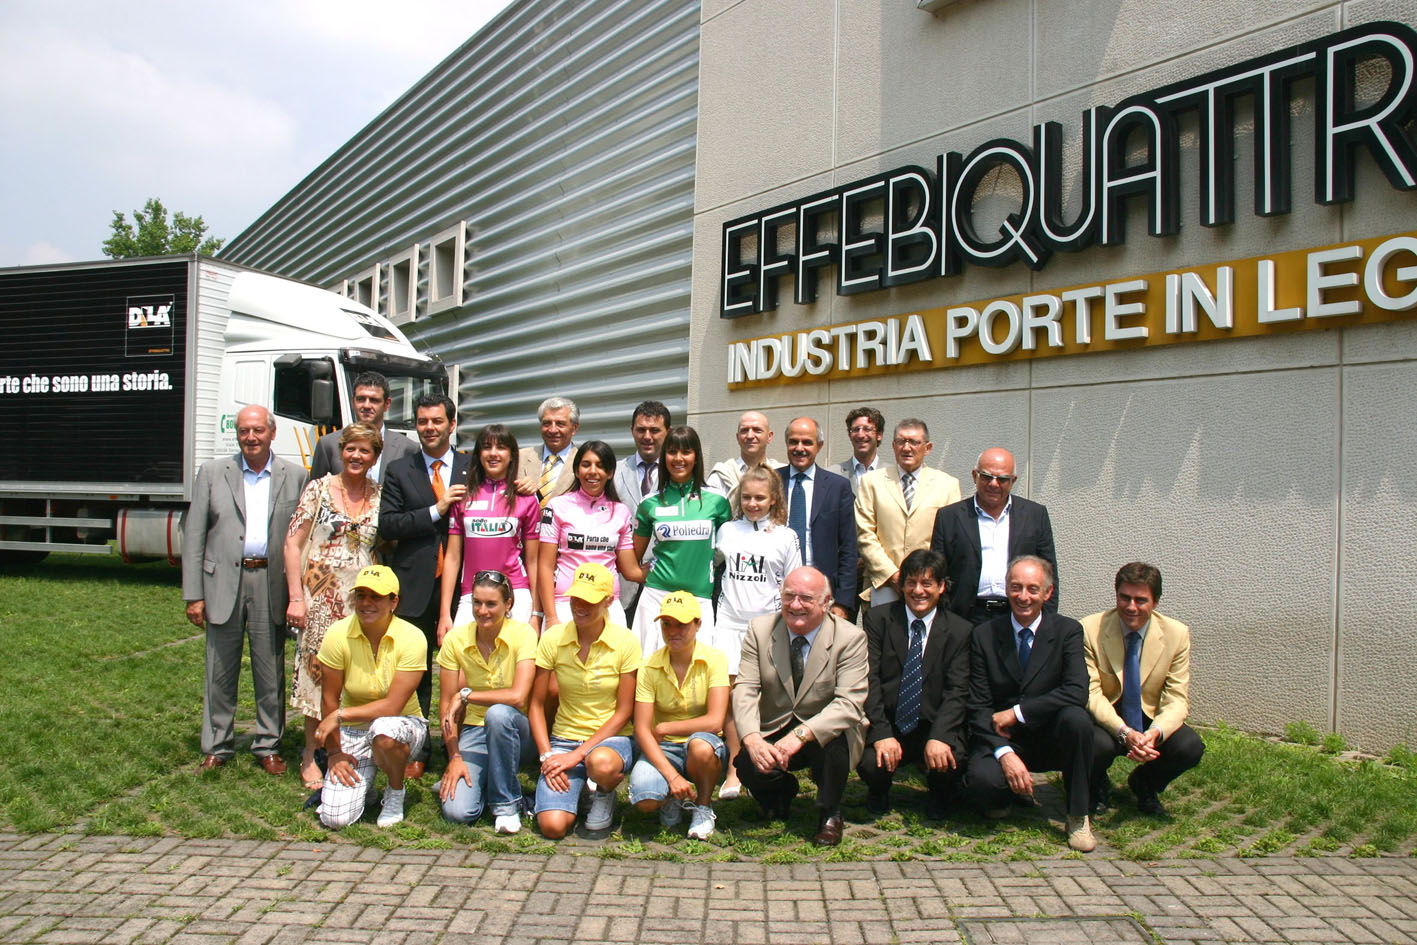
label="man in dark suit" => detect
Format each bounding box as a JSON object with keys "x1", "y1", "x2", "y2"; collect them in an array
[
  {"x1": 182, "y1": 405, "x2": 304, "y2": 774},
  {"x1": 858, "y1": 548, "x2": 972, "y2": 819},
  {"x1": 733, "y1": 567, "x2": 869, "y2": 846},
  {"x1": 930, "y1": 447, "x2": 1058, "y2": 624},
  {"x1": 779, "y1": 417, "x2": 859, "y2": 621},
  {"x1": 965, "y1": 555, "x2": 1096, "y2": 852},
  {"x1": 377, "y1": 393, "x2": 471, "y2": 738},
  {"x1": 307, "y1": 370, "x2": 418, "y2": 483}
]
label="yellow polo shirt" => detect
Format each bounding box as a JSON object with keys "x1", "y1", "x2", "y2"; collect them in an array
[
  {"x1": 535, "y1": 620, "x2": 641, "y2": 741},
  {"x1": 316, "y1": 615, "x2": 426, "y2": 722},
  {"x1": 635, "y1": 641, "x2": 729, "y2": 743},
  {"x1": 435, "y1": 618, "x2": 537, "y2": 725}
]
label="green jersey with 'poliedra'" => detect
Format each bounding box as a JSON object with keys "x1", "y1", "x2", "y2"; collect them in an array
[{"x1": 633, "y1": 482, "x2": 732, "y2": 599}]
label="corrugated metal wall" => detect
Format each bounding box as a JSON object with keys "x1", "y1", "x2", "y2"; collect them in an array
[{"x1": 220, "y1": 0, "x2": 698, "y2": 456}]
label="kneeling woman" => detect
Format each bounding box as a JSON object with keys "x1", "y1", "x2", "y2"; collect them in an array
[
  {"x1": 629, "y1": 592, "x2": 729, "y2": 840},
  {"x1": 436, "y1": 570, "x2": 537, "y2": 834},
  {"x1": 313, "y1": 566, "x2": 427, "y2": 829},
  {"x1": 529, "y1": 562, "x2": 641, "y2": 838}
]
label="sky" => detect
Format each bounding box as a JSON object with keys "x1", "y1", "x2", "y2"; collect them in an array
[{"x1": 0, "y1": 0, "x2": 516, "y2": 267}]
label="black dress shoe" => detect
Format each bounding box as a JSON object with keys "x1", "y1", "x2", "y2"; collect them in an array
[
  {"x1": 1128, "y1": 769, "x2": 1167, "y2": 816},
  {"x1": 1090, "y1": 781, "x2": 1112, "y2": 816},
  {"x1": 813, "y1": 812, "x2": 844, "y2": 846},
  {"x1": 925, "y1": 793, "x2": 951, "y2": 821},
  {"x1": 865, "y1": 788, "x2": 891, "y2": 815}
]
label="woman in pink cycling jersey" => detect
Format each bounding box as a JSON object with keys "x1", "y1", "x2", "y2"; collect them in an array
[
  {"x1": 536, "y1": 441, "x2": 646, "y2": 626},
  {"x1": 439, "y1": 424, "x2": 542, "y2": 641}
]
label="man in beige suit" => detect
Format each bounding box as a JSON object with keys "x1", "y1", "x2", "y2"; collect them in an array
[
  {"x1": 515, "y1": 396, "x2": 578, "y2": 505},
  {"x1": 732, "y1": 567, "x2": 868, "y2": 846},
  {"x1": 855, "y1": 418, "x2": 960, "y2": 607},
  {"x1": 1083, "y1": 562, "x2": 1203, "y2": 817}
]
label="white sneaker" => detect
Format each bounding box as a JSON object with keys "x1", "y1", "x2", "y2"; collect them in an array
[
  {"x1": 1066, "y1": 815, "x2": 1097, "y2": 852},
  {"x1": 584, "y1": 789, "x2": 617, "y2": 830},
  {"x1": 686, "y1": 804, "x2": 717, "y2": 840},
  {"x1": 376, "y1": 787, "x2": 405, "y2": 827},
  {"x1": 494, "y1": 813, "x2": 521, "y2": 835},
  {"x1": 659, "y1": 797, "x2": 683, "y2": 828}
]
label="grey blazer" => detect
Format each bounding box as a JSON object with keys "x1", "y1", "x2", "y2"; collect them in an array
[
  {"x1": 182, "y1": 454, "x2": 304, "y2": 625},
  {"x1": 308, "y1": 426, "x2": 418, "y2": 482},
  {"x1": 732, "y1": 612, "x2": 870, "y2": 766}
]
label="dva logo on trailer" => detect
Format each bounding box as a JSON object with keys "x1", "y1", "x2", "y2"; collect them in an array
[{"x1": 127, "y1": 303, "x2": 172, "y2": 328}]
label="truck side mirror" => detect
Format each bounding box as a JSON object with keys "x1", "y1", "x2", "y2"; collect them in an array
[{"x1": 311, "y1": 378, "x2": 335, "y2": 425}]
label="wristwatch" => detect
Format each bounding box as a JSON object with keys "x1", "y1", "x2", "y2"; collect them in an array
[
  {"x1": 792, "y1": 725, "x2": 811, "y2": 742},
  {"x1": 539, "y1": 751, "x2": 555, "y2": 762},
  {"x1": 1117, "y1": 725, "x2": 1132, "y2": 745},
  {"x1": 458, "y1": 687, "x2": 472, "y2": 705}
]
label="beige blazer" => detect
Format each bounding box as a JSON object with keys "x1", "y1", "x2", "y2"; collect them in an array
[
  {"x1": 732, "y1": 612, "x2": 869, "y2": 766},
  {"x1": 854, "y1": 465, "x2": 961, "y2": 595},
  {"x1": 517, "y1": 444, "x2": 576, "y2": 502},
  {"x1": 1081, "y1": 608, "x2": 1192, "y2": 739}
]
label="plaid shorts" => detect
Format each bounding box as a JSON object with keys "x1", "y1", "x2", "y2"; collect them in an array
[{"x1": 317, "y1": 715, "x2": 428, "y2": 828}]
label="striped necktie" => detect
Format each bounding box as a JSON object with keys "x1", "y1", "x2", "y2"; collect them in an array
[{"x1": 537, "y1": 454, "x2": 560, "y2": 506}]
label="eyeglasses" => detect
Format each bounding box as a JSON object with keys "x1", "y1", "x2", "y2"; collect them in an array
[
  {"x1": 474, "y1": 570, "x2": 511, "y2": 587},
  {"x1": 974, "y1": 471, "x2": 1017, "y2": 484},
  {"x1": 848, "y1": 424, "x2": 877, "y2": 435},
  {"x1": 892, "y1": 438, "x2": 924, "y2": 448},
  {"x1": 782, "y1": 592, "x2": 827, "y2": 605}
]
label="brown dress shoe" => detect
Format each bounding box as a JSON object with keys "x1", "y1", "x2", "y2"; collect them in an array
[
  {"x1": 813, "y1": 812, "x2": 844, "y2": 846},
  {"x1": 257, "y1": 755, "x2": 287, "y2": 776},
  {"x1": 198, "y1": 754, "x2": 227, "y2": 771},
  {"x1": 404, "y1": 761, "x2": 425, "y2": 780}
]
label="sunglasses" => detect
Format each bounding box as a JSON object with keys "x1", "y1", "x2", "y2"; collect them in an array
[{"x1": 474, "y1": 570, "x2": 511, "y2": 587}]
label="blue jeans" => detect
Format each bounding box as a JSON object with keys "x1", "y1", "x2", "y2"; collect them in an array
[
  {"x1": 441, "y1": 703, "x2": 534, "y2": 823},
  {"x1": 534, "y1": 735, "x2": 636, "y2": 814},
  {"x1": 627, "y1": 733, "x2": 727, "y2": 804}
]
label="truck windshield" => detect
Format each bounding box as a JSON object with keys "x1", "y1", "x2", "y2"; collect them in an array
[{"x1": 383, "y1": 372, "x2": 448, "y2": 432}]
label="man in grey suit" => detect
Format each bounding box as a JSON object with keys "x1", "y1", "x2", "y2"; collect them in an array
[
  {"x1": 611, "y1": 400, "x2": 670, "y2": 620},
  {"x1": 514, "y1": 395, "x2": 579, "y2": 505},
  {"x1": 832, "y1": 406, "x2": 885, "y2": 495},
  {"x1": 183, "y1": 405, "x2": 305, "y2": 773},
  {"x1": 732, "y1": 567, "x2": 869, "y2": 846},
  {"x1": 307, "y1": 371, "x2": 418, "y2": 483}
]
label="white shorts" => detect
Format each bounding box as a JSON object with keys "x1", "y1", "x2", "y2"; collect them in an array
[
  {"x1": 318, "y1": 715, "x2": 428, "y2": 829},
  {"x1": 712, "y1": 616, "x2": 747, "y2": 676}
]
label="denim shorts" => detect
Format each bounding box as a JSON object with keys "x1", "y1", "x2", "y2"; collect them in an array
[
  {"x1": 533, "y1": 735, "x2": 636, "y2": 814},
  {"x1": 627, "y1": 732, "x2": 727, "y2": 804}
]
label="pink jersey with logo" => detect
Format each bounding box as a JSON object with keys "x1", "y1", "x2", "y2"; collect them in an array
[
  {"x1": 448, "y1": 479, "x2": 542, "y2": 591},
  {"x1": 539, "y1": 489, "x2": 635, "y2": 600}
]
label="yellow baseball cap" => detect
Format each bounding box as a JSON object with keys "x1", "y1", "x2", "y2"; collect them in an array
[
  {"x1": 656, "y1": 590, "x2": 701, "y2": 623},
  {"x1": 353, "y1": 564, "x2": 399, "y2": 596},
  {"x1": 567, "y1": 562, "x2": 614, "y2": 604}
]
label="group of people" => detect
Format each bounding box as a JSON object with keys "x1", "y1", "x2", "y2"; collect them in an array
[{"x1": 182, "y1": 376, "x2": 1202, "y2": 849}]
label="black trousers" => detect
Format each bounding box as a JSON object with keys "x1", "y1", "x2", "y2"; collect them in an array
[
  {"x1": 965, "y1": 704, "x2": 1094, "y2": 817},
  {"x1": 399, "y1": 591, "x2": 445, "y2": 722},
  {"x1": 1092, "y1": 715, "x2": 1204, "y2": 794},
  {"x1": 856, "y1": 726, "x2": 962, "y2": 799},
  {"x1": 734, "y1": 722, "x2": 850, "y2": 814}
]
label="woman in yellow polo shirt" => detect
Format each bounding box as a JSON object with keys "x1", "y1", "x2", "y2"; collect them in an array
[
  {"x1": 436, "y1": 570, "x2": 537, "y2": 834},
  {"x1": 628, "y1": 592, "x2": 729, "y2": 840},
  {"x1": 529, "y1": 562, "x2": 641, "y2": 838},
  {"x1": 312, "y1": 565, "x2": 427, "y2": 830}
]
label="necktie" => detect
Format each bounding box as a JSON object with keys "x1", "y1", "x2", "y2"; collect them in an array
[
  {"x1": 901, "y1": 471, "x2": 915, "y2": 511},
  {"x1": 430, "y1": 459, "x2": 446, "y2": 577},
  {"x1": 789, "y1": 472, "x2": 808, "y2": 560},
  {"x1": 537, "y1": 454, "x2": 560, "y2": 506},
  {"x1": 640, "y1": 460, "x2": 654, "y2": 496},
  {"x1": 1017, "y1": 626, "x2": 1033, "y2": 674},
  {"x1": 790, "y1": 635, "x2": 807, "y2": 690},
  {"x1": 1122, "y1": 631, "x2": 1145, "y2": 731},
  {"x1": 897, "y1": 618, "x2": 925, "y2": 734}
]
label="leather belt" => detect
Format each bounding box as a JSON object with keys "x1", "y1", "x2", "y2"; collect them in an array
[
  {"x1": 976, "y1": 596, "x2": 1009, "y2": 613},
  {"x1": 241, "y1": 557, "x2": 269, "y2": 569}
]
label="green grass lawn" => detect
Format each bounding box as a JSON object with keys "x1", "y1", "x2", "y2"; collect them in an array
[{"x1": 2, "y1": 553, "x2": 1413, "y2": 861}]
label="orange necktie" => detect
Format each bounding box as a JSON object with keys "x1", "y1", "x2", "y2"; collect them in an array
[{"x1": 431, "y1": 459, "x2": 446, "y2": 577}]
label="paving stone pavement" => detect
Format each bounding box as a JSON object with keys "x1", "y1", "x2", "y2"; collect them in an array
[{"x1": 1, "y1": 832, "x2": 1415, "y2": 945}]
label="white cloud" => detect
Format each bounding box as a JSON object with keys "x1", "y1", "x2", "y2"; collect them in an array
[{"x1": 20, "y1": 242, "x2": 76, "y2": 266}]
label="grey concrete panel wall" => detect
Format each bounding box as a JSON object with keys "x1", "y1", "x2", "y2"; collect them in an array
[{"x1": 691, "y1": 0, "x2": 1417, "y2": 748}]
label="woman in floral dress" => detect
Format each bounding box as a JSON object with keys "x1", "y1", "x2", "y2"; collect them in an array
[{"x1": 285, "y1": 422, "x2": 383, "y2": 789}]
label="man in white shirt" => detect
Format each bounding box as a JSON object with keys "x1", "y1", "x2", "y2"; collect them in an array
[{"x1": 706, "y1": 410, "x2": 783, "y2": 513}]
